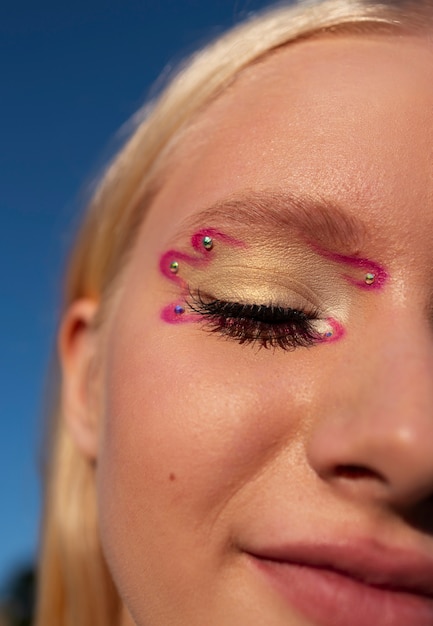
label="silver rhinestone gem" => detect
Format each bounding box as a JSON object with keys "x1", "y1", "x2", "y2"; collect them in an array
[{"x1": 202, "y1": 236, "x2": 213, "y2": 251}]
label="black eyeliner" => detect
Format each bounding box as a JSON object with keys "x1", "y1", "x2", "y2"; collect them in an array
[{"x1": 186, "y1": 290, "x2": 323, "y2": 351}]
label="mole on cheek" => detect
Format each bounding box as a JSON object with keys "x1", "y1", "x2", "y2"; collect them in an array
[{"x1": 169, "y1": 473, "x2": 176, "y2": 482}]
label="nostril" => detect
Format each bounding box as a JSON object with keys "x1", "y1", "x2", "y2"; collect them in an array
[
  {"x1": 403, "y1": 494, "x2": 433, "y2": 533},
  {"x1": 335, "y1": 464, "x2": 383, "y2": 481}
]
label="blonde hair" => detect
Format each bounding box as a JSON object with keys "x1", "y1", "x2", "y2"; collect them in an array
[{"x1": 35, "y1": 1, "x2": 432, "y2": 625}]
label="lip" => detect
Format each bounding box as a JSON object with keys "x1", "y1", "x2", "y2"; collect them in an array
[{"x1": 246, "y1": 541, "x2": 433, "y2": 626}]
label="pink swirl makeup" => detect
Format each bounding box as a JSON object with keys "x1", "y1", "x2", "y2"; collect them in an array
[
  {"x1": 159, "y1": 228, "x2": 245, "y2": 324},
  {"x1": 158, "y1": 227, "x2": 347, "y2": 350},
  {"x1": 312, "y1": 246, "x2": 388, "y2": 291}
]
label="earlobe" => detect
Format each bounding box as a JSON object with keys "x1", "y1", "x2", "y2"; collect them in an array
[{"x1": 59, "y1": 298, "x2": 101, "y2": 461}]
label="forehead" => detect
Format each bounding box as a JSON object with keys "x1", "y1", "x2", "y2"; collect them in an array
[{"x1": 142, "y1": 33, "x2": 433, "y2": 245}]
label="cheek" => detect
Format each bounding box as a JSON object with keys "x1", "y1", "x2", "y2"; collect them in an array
[
  {"x1": 98, "y1": 323, "x2": 289, "y2": 523},
  {"x1": 94, "y1": 278, "x2": 323, "y2": 618}
]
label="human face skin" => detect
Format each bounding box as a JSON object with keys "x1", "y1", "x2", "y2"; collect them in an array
[{"x1": 94, "y1": 34, "x2": 433, "y2": 626}]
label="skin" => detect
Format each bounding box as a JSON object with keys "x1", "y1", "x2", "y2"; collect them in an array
[{"x1": 61, "y1": 33, "x2": 433, "y2": 625}]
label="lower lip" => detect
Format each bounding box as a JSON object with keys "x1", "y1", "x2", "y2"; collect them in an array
[{"x1": 250, "y1": 556, "x2": 433, "y2": 626}]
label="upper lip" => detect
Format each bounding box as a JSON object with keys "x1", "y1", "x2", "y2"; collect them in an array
[{"x1": 247, "y1": 539, "x2": 433, "y2": 598}]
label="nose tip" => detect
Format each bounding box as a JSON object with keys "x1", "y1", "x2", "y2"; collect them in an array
[
  {"x1": 307, "y1": 416, "x2": 433, "y2": 509},
  {"x1": 305, "y1": 319, "x2": 433, "y2": 512}
]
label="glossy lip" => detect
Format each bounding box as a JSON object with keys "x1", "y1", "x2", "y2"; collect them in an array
[{"x1": 246, "y1": 541, "x2": 433, "y2": 626}]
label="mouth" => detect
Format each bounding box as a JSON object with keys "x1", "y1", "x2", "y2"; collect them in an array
[{"x1": 246, "y1": 542, "x2": 433, "y2": 626}]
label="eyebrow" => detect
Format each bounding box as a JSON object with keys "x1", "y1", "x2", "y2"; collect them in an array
[{"x1": 173, "y1": 189, "x2": 368, "y2": 254}]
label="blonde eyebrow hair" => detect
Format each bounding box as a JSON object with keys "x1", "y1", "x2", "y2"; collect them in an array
[{"x1": 174, "y1": 189, "x2": 368, "y2": 254}]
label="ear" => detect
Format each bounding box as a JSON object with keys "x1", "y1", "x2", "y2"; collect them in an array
[{"x1": 59, "y1": 298, "x2": 101, "y2": 461}]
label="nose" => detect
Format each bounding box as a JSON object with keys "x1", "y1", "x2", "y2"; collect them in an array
[{"x1": 306, "y1": 309, "x2": 433, "y2": 512}]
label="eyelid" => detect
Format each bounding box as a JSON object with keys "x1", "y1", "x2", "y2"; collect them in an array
[
  {"x1": 190, "y1": 289, "x2": 320, "y2": 320},
  {"x1": 162, "y1": 230, "x2": 355, "y2": 320},
  {"x1": 191, "y1": 277, "x2": 329, "y2": 314},
  {"x1": 186, "y1": 253, "x2": 352, "y2": 312}
]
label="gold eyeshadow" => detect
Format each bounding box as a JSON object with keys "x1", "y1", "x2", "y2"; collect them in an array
[{"x1": 158, "y1": 227, "x2": 351, "y2": 348}]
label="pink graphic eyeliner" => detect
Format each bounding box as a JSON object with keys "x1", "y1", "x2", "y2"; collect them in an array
[
  {"x1": 161, "y1": 301, "x2": 196, "y2": 324},
  {"x1": 190, "y1": 228, "x2": 244, "y2": 252},
  {"x1": 159, "y1": 229, "x2": 245, "y2": 324},
  {"x1": 313, "y1": 246, "x2": 388, "y2": 290},
  {"x1": 323, "y1": 318, "x2": 345, "y2": 343}
]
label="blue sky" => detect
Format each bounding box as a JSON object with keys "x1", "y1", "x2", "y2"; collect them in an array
[{"x1": 0, "y1": 0, "x2": 279, "y2": 589}]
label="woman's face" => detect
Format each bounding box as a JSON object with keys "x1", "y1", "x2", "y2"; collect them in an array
[{"x1": 83, "y1": 33, "x2": 433, "y2": 626}]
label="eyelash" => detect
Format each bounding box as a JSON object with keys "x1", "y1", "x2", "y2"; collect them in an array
[{"x1": 186, "y1": 290, "x2": 324, "y2": 351}]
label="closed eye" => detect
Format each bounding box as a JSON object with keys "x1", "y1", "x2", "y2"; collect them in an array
[{"x1": 186, "y1": 290, "x2": 325, "y2": 351}]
